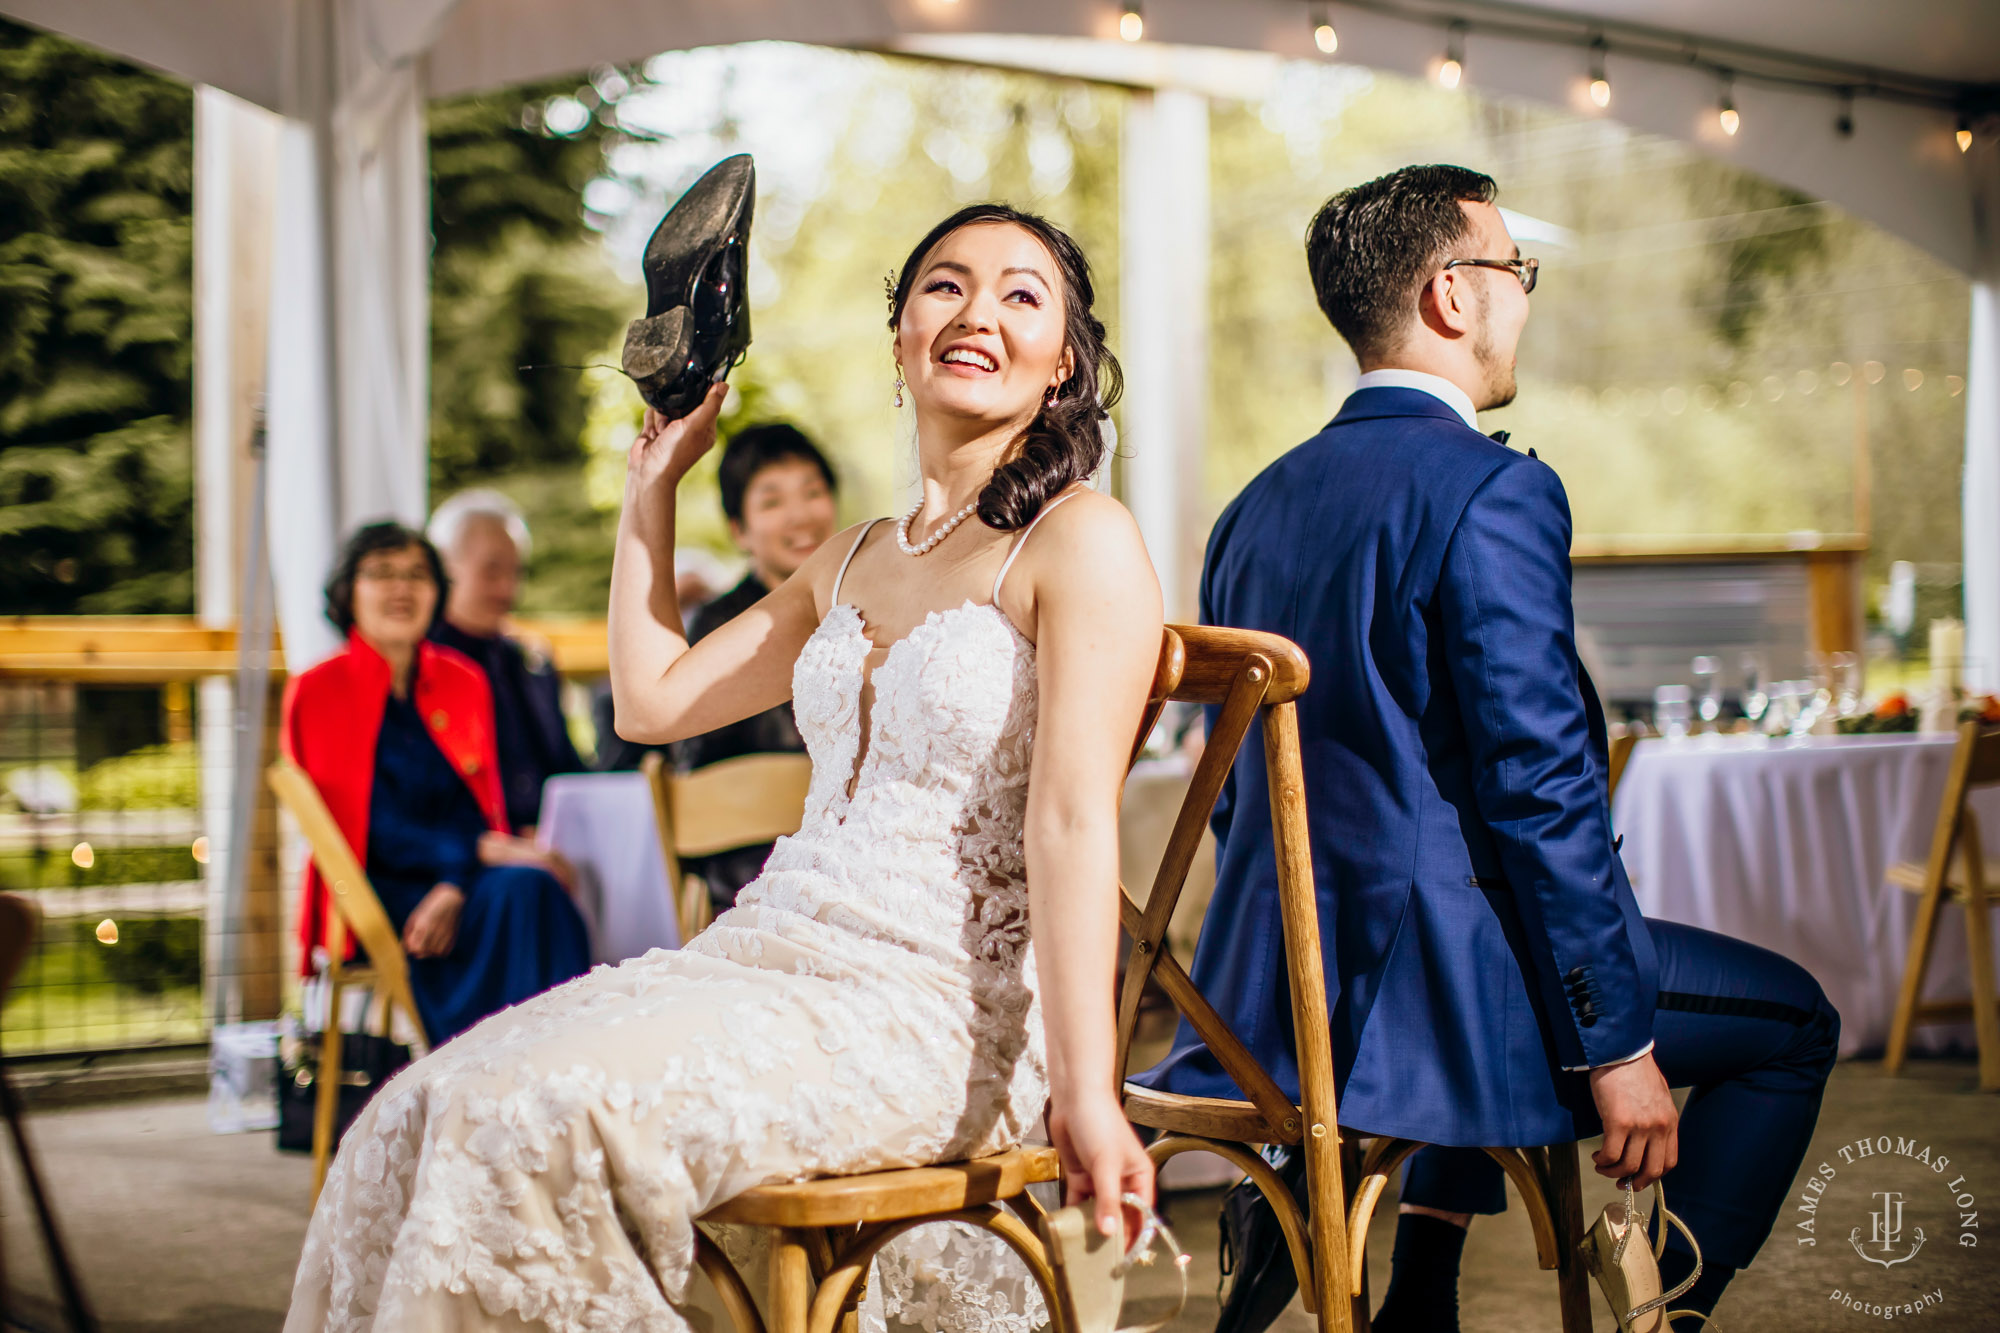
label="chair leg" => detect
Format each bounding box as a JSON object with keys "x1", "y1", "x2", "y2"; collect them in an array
[
  {"x1": 1958, "y1": 885, "x2": 2000, "y2": 1092},
  {"x1": 770, "y1": 1227, "x2": 813, "y2": 1333},
  {"x1": 1545, "y1": 1143, "x2": 1594, "y2": 1333},
  {"x1": 0, "y1": 1066, "x2": 98, "y2": 1332},
  {"x1": 1886, "y1": 878, "x2": 1949, "y2": 1075},
  {"x1": 1342, "y1": 1139, "x2": 1372, "y2": 1333},
  {"x1": 1304, "y1": 1130, "x2": 1356, "y2": 1333},
  {"x1": 312, "y1": 972, "x2": 347, "y2": 1205}
]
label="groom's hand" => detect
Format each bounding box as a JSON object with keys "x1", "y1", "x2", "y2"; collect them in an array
[{"x1": 1588, "y1": 1052, "x2": 1678, "y2": 1189}]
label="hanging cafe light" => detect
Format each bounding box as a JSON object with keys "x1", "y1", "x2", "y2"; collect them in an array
[
  {"x1": 1959, "y1": 116, "x2": 1974, "y2": 152},
  {"x1": 1717, "y1": 71, "x2": 1740, "y2": 136},
  {"x1": 1437, "y1": 20, "x2": 1465, "y2": 89},
  {"x1": 1119, "y1": 3, "x2": 1144, "y2": 43},
  {"x1": 1588, "y1": 36, "x2": 1610, "y2": 108},
  {"x1": 1312, "y1": 4, "x2": 1338, "y2": 55}
]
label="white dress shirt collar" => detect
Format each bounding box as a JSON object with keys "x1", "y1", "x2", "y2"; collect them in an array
[{"x1": 1353, "y1": 368, "x2": 1481, "y2": 433}]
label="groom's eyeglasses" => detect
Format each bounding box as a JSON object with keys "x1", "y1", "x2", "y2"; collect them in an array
[{"x1": 1442, "y1": 257, "x2": 1539, "y2": 294}]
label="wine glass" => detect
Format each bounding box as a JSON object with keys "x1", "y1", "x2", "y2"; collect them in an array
[
  {"x1": 1832, "y1": 651, "x2": 1862, "y2": 717},
  {"x1": 1765, "y1": 681, "x2": 1800, "y2": 737},
  {"x1": 1654, "y1": 685, "x2": 1693, "y2": 740},
  {"x1": 1692, "y1": 656, "x2": 1722, "y2": 730},
  {"x1": 1739, "y1": 652, "x2": 1767, "y2": 727}
]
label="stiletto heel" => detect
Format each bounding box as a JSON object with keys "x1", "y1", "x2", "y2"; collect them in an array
[
  {"x1": 621, "y1": 153, "x2": 756, "y2": 420},
  {"x1": 1579, "y1": 1180, "x2": 1715, "y2": 1332}
]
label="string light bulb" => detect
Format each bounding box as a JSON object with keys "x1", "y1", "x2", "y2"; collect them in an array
[
  {"x1": 1438, "y1": 22, "x2": 1466, "y2": 90},
  {"x1": 1312, "y1": 5, "x2": 1337, "y2": 55},
  {"x1": 1588, "y1": 38, "x2": 1610, "y2": 108},
  {"x1": 1958, "y1": 116, "x2": 1973, "y2": 152},
  {"x1": 1119, "y1": 3, "x2": 1143, "y2": 42},
  {"x1": 1717, "y1": 73, "x2": 1739, "y2": 136}
]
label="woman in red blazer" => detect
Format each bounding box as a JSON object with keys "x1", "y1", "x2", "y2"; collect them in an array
[{"x1": 283, "y1": 521, "x2": 588, "y2": 1043}]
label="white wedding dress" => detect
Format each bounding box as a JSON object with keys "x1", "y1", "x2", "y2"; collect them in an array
[{"x1": 287, "y1": 505, "x2": 1076, "y2": 1333}]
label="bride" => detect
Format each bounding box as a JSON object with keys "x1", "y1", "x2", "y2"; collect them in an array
[{"x1": 287, "y1": 203, "x2": 1166, "y2": 1331}]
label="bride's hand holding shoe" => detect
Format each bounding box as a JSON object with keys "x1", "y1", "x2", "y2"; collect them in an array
[{"x1": 627, "y1": 386, "x2": 728, "y2": 506}]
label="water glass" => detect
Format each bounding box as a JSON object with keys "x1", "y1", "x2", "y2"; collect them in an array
[
  {"x1": 1764, "y1": 681, "x2": 1800, "y2": 736},
  {"x1": 1692, "y1": 655, "x2": 1722, "y2": 728},
  {"x1": 1654, "y1": 684, "x2": 1693, "y2": 740}
]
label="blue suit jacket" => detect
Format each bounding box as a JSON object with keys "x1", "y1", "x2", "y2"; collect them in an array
[{"x1": 1133, "y1": 387, "x2": 1658, "y2": 1146}]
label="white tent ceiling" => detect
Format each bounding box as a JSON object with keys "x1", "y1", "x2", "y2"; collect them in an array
[{"x1": 4, "y1": 0, "x2": 1997, "y2": 677}]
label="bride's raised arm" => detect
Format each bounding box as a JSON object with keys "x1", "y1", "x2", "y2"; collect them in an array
[
  {"x1": 1002, "y1": 487, "x2": 1165, "y2": 1237},
  {"x1": 607, "y1": 387, "x2": 840, "y2": 745}
]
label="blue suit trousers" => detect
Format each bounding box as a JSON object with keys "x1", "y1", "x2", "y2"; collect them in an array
[{"x1": 1402, "y1": 918, "x2": 1839, "y2": 1268}]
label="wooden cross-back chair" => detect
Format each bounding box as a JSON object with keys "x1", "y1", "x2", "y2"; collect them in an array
[
  {"x1": 678, "y1": 628, "x2": 1195, "y2": 1333},
  {"x1": 640, "y1": 751, "x2": 814, "y2": 943},
  {"x1": 1885, "y1": 720, "x2": 2000, "y2": 1091},
  {"x1": 267, "y1": 760, "x2": 431, "y2": 1203},
  {"x1": 1114, "y1": 624, "x2": 1594, "y2": 1333}
]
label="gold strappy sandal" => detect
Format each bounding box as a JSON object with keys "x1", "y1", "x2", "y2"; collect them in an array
[
  {"x1": 1041, "y1": 1193, "x2": 1191, "y2": 1333},
  {"x1": 1578, "y1": 1180, "x2": 1717, "y2": 1332}
]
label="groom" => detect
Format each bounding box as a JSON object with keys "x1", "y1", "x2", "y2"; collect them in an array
[{"x1": 1134, "y1": 166, "x2": 1840, "y2": 1331}]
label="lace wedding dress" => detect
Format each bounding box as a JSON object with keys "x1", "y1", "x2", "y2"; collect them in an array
[{"x1": 287, "y1": 503, "x2": 1077, "y2": 1333}]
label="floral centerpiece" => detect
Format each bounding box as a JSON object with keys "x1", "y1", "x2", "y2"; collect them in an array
[{"x1": 1836, "y1": 692, "x2": 1918, "y2": 734}]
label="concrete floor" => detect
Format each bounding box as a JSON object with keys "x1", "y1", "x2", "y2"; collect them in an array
[{"x1": 2, "y1": 1059, "x2": 1994, "y2": 1332}]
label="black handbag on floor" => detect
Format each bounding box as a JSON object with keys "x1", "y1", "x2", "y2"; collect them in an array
[
  {"x1": 1215, "y1": 1143, "x2": 1310, "y2": 1333},
  {"x1": 276, "y1": 1030, "x2": 411, "y2": 1153}
]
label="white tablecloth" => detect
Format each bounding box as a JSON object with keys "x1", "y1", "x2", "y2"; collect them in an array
[
  {"x1": 538, "y1": 773, "x2": 681, "y2": 965},
  {"x1": 1612, "y1": 732, "x2": 1996, "y2": 1057}
]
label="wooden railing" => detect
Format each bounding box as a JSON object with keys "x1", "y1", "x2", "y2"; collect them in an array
[{"x1": 0, "y1": 617, "x2": 612, "y2": 680}]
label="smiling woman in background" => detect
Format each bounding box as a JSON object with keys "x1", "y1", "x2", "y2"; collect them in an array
[{"x1": 281, "y1": 520, "x2": 590, "y2": 1045}]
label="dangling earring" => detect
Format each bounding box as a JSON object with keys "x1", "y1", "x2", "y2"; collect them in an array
[
  {"x1": 1044, "y1": 384, "x2": 1060, "y2": 407},
  {"x1": 893, "y1": 370, "x2": 905, "y2": 409}
]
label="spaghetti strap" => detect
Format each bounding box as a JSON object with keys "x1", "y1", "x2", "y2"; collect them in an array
[
  {"x1": 831, "y1": 519, "x2": 881, "y2": 606},
  {"x1": 992, "y1": 489, "x2": 1083, "y2": 602}
]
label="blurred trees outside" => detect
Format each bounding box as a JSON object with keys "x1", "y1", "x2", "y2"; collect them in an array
[
  {"x1": 0, "y1": 28, "x2": 1972, "y2": 624},
  {"x1": 1205, "y1": 68, "x2": 1967, "y2": 598},
  {"x1": 0, "y1": 19, "x2": 195, "y2": 614}
]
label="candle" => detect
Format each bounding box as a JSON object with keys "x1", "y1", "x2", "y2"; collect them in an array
[{"x1": 1929, "y1": 619, "x2": 1964, "y2": 692}]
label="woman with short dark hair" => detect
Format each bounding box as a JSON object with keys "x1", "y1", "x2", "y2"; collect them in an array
[{"x1": 283, "y1": 520, "x2": 589, "y2": 1045}]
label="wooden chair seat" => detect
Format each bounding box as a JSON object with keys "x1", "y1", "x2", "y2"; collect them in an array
[
  {"x1": 1120, "y1": 1082, "x2": 1280, "y2": 1142},
  {"x1": 702, "y1": 1147, "x2": 1058, "y2": 1228},
  {"x1": 1888, "y1": 858, "x2": 2000, "y2": 899}
]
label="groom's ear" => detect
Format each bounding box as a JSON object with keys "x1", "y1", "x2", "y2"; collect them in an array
[{"x1": 1418, "y1": 268, "x2": 1477, "y2": 340}]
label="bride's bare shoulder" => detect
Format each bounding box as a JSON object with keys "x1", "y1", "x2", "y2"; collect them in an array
[{"x1": 1008, "y1": 489, "x2": 1159, "y2": 608}]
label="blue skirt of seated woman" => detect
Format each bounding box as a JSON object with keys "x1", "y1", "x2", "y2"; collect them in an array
[{"x1": 365, "y1": 691, "x2": 590, "y2": 1044}]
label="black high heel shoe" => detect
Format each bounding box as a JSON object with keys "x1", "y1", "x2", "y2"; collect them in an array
[{"x1": 622, "y1": 153, "x2": 755, "y2": 421}]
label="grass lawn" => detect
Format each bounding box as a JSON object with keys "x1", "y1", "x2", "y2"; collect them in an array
[{"x1": 2, "y1": 914, "x2": 204, "y2": 1053}]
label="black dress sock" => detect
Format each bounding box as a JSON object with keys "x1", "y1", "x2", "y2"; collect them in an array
[
  {"x1": 1371, "y1": 1212, "x2": 1469, "y2": 1333},
  {"x1": 1657, "y1": 1246, "x2": 1735, "y2": 1329}
]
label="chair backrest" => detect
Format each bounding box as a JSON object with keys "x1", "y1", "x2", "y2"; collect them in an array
[
  {"x1": 267, "y1": 760, "x2": 429, "y2": 1047},
  {"x1": 1114, "y1": 623, "x2": 1325, "y2": 1145},
  {"x1": 641, "y1": 750, "x2": 815, "y2": 940},
  {"x1": 1918, "y1": 721, "x2": 2000, "y2": 900},
  {"x1": 1606, "y1": 732, "x2": 1639, "y2": 800}
]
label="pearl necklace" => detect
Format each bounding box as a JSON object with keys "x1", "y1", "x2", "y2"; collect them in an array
[{"x1": 896, "y1": 496, "x2": 979, "y2": 556}]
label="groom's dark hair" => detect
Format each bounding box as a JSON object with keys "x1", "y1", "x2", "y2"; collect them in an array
[{"x1": 1306, "y1": 164, "x2": 1497, "y2": 362}]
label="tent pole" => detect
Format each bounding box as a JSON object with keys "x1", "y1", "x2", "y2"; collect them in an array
[{"x1": 1965, "y1": 142, "x2": 2000, "y2": 694}]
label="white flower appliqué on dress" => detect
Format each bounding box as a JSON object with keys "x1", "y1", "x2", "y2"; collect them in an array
[{"x1": 286, "y1": 600, "x2": 1050, "y2": 1333}]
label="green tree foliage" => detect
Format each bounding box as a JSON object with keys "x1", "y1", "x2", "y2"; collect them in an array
[
  {"x1": 427, "y1": 81, "x2": 632, "y2": 493},
  {"x1": 0, "y1": 20, "x2": 194, "y2": 614}
]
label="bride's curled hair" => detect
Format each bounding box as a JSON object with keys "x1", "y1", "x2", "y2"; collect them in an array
[{"x1": 888, "y1": 204, "x2": 1122, "y2": 531}]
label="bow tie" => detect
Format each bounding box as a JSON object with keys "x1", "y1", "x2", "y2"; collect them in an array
[{"x1": 1488, "y1": 429, "x2": 1535, "y2": 459}]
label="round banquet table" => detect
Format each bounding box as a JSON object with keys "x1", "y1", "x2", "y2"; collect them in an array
[
  {"x1": 538, "y1": 772, "x2": 681, "y2": 965},
  {"x1": 1611, "y1": 732, "x2": 1995, "y2": 1058}
]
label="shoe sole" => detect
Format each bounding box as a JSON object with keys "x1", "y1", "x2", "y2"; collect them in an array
[{"x1": 622, "y1": 154, "x2": 755, "y2": 415}]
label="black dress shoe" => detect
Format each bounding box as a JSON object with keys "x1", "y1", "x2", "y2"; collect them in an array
[{"x1": 622, "y1": 153, "x2": 755, "y2": 420}]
